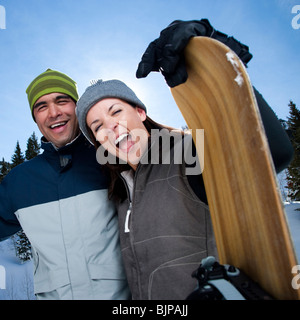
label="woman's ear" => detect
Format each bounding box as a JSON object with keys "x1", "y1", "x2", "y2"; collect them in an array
[{"x1": 136, "y1": 107, "x2": 147, "y2": 121}]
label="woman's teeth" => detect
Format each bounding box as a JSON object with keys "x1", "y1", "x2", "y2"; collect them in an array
[{"x1": 115, "y1": 133, "x2": 129, "y2": 147}]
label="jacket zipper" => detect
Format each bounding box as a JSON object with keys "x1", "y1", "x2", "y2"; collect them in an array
[
  {"x1": 124, "y1": 202, "x2": 132, "y2": 233},
  {"x1": 119, "y1": 166, "x2": 143, "y2": 298},
  {"x1": 119, "y1": 173, "x2": 133, "y2": 234}
]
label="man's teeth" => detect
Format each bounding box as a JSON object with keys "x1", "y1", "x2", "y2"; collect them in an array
[
  {"x1": 115, "y1": 133, "x2": 129, "y2": 146},
  {"x1": 50, "y1": 122, "x2": 67, "y2": 129}
]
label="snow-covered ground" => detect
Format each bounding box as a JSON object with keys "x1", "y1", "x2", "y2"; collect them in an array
[
  {"x1": 284, "y1": 202, "x2": 300, "y2": 262},
  {"x1": 0, "y1": 239, "x2": 35, "y2": 300},
  {"x1": 0, "y1": 202, "x2": 299, "y2": 300}
]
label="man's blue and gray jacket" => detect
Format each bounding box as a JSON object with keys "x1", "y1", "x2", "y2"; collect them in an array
[{"x1": 0, "y1": 134, "x2": 130, "y2": 300}]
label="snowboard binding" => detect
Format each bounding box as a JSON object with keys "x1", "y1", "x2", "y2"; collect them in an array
[{"x1": 186, "y1": 256, "x2": 274, "y2": 300}]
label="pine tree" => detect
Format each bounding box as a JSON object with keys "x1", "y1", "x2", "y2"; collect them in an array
[
  {"x1": 13, "y1": 230, "x2": 32, "y2": 263},
  {"x1": 10, "y1": 141, "x2": 25, "y2": 169},
  {"x1": 0, "y1": 157, "x2": 10, "y2": 183},
  {"x1": 25, "y1": 132, "x2": 40, "y2": 160},
  {"x1": 286, "y1": 101, "x2": 300, "y2": 200}
]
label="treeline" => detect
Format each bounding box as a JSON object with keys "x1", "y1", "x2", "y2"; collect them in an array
[
  {"x1": 0, "y1": 132, "x2": 40, "y2": 183},
  {"x1": 286, "y1": 101, "x2": 300, "y2": 201},
  {"x1": 0, "y1": 132, "x2": 40, "y2": 262}
]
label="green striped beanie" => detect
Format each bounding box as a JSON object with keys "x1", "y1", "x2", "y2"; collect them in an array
[{"x1": 26, "y1": 69, "x2": 79, "y2": 120}]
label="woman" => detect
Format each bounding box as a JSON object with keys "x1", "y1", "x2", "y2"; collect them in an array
[
  {"x1": 76, "y1": 79, "x2": 216, "y2": 299},
  {"x1": 76, "y1": 79, "x2": 293, "y2": 300}
]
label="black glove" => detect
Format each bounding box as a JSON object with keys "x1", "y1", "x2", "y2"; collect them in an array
[{"x1": 136, "y1": 19, "x2": 253, "y2": 88}]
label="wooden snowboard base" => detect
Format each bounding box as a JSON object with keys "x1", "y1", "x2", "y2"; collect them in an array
[{"x1": 171, "y1": 37, "x2": 300, "y2": 300}]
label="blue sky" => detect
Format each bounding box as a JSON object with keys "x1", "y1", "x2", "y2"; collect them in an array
[{"x1": 0, "y1": 0, "x2": 299, "y2": 161}]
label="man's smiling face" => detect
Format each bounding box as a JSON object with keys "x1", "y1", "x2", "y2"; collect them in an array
[{"x1": 33, "y1": 92, "x2": 80, "y2": 148}]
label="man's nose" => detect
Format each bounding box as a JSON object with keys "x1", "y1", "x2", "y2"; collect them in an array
[{"x1": 48, "y1": 103, "x2": 62, "y2": 118}]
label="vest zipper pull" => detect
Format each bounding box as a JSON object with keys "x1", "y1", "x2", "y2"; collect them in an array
[{"x1": 125, "y1": 203, "x2": 132, "y2": 233}]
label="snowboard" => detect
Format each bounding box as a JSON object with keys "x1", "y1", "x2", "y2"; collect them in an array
[{"x1": 171, "y1": 37, "x2": 300, "y2": 300}]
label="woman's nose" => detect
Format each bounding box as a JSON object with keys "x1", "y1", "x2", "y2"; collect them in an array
[
  {"x1": 96, "y1": 119, "x2": 119, "y2": 143},
  {"x1": 106, "y1": 119, "x2": 119, "y2": 131}
]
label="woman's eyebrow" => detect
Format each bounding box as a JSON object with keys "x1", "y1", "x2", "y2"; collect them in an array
[
  {"x1": 90, "y1": 118, "x2": 100, "y2": 127},
  {"x1": 108, "y1": 103, "x2": 119, "y2": 112},
  {"x1": 89, "y1": 103, "x2": 120, "y2": 127}
]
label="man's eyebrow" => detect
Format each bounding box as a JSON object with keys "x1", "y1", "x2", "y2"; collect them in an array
[
  {"x1": 55, "y1": 94, "x2": 71, "y2": 100},
  {"x1": 33, "y1": 95, "x2": 71, "y2": 109},
  {"x1": 33, "y1": 100, "x2": 46, "y2": 110}
]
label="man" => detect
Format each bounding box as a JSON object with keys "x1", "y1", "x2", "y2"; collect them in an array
[{"x1": 0, "y1": 69, "x2": 130, "y2": 300}]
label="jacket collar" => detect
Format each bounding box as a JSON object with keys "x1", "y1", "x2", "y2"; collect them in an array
[{"x1": 41, "y1": 133, "x2": 85, "y2": 154}]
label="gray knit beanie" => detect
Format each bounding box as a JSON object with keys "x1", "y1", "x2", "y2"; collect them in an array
[{"x1": 76, "y1": 79, "x2": 147, "y2": 144}]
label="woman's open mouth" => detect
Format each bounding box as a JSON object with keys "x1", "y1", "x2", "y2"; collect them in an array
[{"x1": 115, "y1": 133, "x2": 134, "y2": 152}]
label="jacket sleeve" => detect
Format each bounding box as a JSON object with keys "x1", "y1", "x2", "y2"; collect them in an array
[
  {"x1": 186, "y1": 92, "x2": 294, "y2": 204},
  {"x1": 253, "y1": 87, "x2": 294, "y2": 173},
  {"x1": 0, "y1": 176, "x2": 22, "y2": 241}
]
